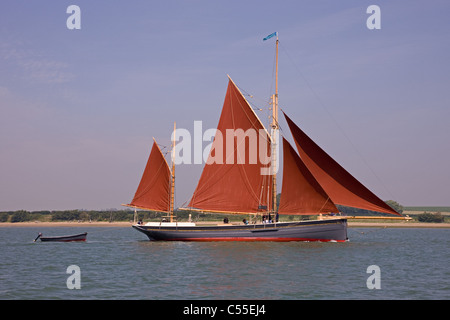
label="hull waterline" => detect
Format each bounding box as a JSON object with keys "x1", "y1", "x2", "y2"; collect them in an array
[{"x1": 132, "y1": 219, "x2": 348, "y2": 242}]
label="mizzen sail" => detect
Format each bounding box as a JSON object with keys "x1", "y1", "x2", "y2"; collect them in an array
[
  {"x1": 125, "y1": 139, "x2": 171, "y2": 212},
  {"x1": 283, "y1": 112, "x2": 400, "y2": 216}
]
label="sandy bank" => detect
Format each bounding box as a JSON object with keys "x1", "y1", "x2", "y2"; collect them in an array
[
  {"x1": 0, "y1": 221, "x2": 449, "y2": 228},
  {"x1": 0, "y1": 221, "x2": 133, "y2": 227}
]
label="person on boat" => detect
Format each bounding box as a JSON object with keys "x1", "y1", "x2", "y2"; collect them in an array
[
  {"x1": 223, "y1": 217, "x2": 229, "y2": 224},
  {"x1": 242, "y1": 219, "x2": 248, "y2": 225}
]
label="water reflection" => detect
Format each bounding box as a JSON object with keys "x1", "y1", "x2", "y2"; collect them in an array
[{"x1": 1, "y1": 227, "x2": 448, "y2": 299}]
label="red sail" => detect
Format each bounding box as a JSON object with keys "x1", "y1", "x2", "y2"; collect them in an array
[
  {"x1": 188, "y1": 78, "x2": 272, "y2": 213},
  {"x1": 283, "y1": 112, "x2": 400, "y2": 216},
  {"x1": 127, "y1": 140, "x2": 171, "y2": 212},
  {"x1": 278, "y1": 137, "x2": 338, "y2": 215}
]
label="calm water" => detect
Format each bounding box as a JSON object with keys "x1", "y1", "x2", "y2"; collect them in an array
[{"x1": 0, "y1": 226, "x2": 448, "y2": 300}]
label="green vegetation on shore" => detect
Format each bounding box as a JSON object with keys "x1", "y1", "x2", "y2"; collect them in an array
[
  {"x1": 0, "y1": 209, "x2": 134, "y2": 223},
  {"x1": 404, "y1": 206, "x2": 450, "y2": 212},
  {"x1": 0, "y1": 209, "x2": 313, "y2": 224},
  {"x1": 0, "y1": 206, "x2": 449, "y2": 224}
]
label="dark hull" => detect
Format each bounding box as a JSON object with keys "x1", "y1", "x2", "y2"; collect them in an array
[
  {"x1": 39, "y1": 232, "x2": 87, "y2": 242},
  {"x1": 132, "y1": 219, "x2": 347, "y2": 242}
]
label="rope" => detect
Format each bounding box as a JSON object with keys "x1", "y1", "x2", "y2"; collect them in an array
[{"x1": 278, "y1": 41, "x2": 397, "y2": 201}]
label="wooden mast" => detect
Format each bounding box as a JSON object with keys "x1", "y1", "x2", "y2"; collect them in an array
[
  {"x1": 271, "y1": 35, "x2": 279, "y2": 214},
  {"x1": 170, "y1": 122, "x2": 176, "y2": 222}
]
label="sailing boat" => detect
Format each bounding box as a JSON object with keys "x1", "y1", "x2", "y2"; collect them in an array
[{"x1": 124, "y1": 34, "x2": 401, "y2": 242}]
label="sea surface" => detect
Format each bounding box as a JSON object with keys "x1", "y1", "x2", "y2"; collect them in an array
[{"x1": 0, "y1": 226, "x2": 448, "y2": 300}]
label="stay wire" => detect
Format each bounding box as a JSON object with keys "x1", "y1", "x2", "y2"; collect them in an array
[{"x1": 278, "y1": 41, "x2": 397, "y2": 201}]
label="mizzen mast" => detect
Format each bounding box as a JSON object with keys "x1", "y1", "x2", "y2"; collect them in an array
[{"x1": 170, "y1": 122, "x2": 176, "y2": 222}]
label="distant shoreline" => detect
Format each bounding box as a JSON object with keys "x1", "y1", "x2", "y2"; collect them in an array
[
  {"x1": 0, "y1": 221, "x2": 132, "y2": 227},
  {"x1": 347, "y1": 222, "x2": 450, "y2": 228},
  {"x1": 0, "y1": 221, "x2": 449, "y2": 228}
]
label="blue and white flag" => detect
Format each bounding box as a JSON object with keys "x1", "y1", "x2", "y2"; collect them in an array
[{"x1": 263, "y1": 32, "x2": 278, "y2": 41}]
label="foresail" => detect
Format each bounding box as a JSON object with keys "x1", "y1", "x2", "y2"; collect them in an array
[
  {"x1": 283, "y1": 112, "x2": 400, "y2": 216},
  {"x1": 188, "y1": 78, "x2": 273, "y2": 213},
  {"x1": 278, "y1": 137, "x2": 338, "y2": 215},
  {"x1": 126, "y1": 139, "x2": 171, "y2": 212}
]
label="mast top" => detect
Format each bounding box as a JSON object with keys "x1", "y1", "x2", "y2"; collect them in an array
[{"x1": 263, "y1": 32, "x2": 279, "y2": 214}]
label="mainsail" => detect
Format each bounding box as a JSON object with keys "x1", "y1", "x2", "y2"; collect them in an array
[
  {"x1": 188, "y1": 77, "x2": 273, "y2": 214},
  {"x1": 278, "y1": 137, "x2": 338, "y2": 215},
  {"x1": 283, "y1": 112, "x2": 400, "y2": 216},
  {"x1": 125, "y1": 139, "x2": 171, "y2": 212}
]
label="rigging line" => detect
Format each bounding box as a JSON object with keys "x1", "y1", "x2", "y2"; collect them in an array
[
  {"x1": 235, "y1": 84, "x2": 272, "y2": 111},
  {"x1": 247, "y1": 96, "x2": 273, "y2": 134},
  {"x1": 234, "y1": 82, "x2": 275, "y2": 135},
  {"x1": 274, "y1": 107, "x2": 288, "y2": 139},
  {"x1": 279, "y1": 42, "x2": 397, "y2": 201},
  {"x1": 157, "y1": 143, "x2": 169, "y2": 151},
  {"x1": 269, "y1": 41, "x2": 277, "y2": 98},
  {"x1": 230, "y1": 89, "x2": 269, "y2": 203},
  {"x1": 189, "y1": 87, "x2": 266, "y2": 203},
  {"x1": 316, "y1": 196, "x2": 333, "y2": 215},
  {"x1": 158, "y1": 142, "x2": 177, "y2": 209},
  {"x1": 230, "y1": 78, "x2": 272, "y2": 141}
]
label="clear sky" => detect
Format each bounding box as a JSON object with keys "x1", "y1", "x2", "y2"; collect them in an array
[{"x1": 1, "y1": 0, "x2": 449, "y2": 211}]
